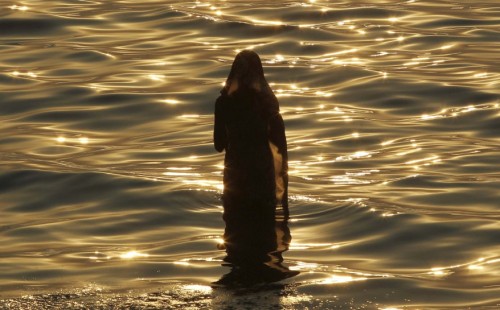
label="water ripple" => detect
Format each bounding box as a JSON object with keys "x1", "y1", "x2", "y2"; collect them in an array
[{"x1": 1, "y1": 0, "x2": 499, "y2": 308}]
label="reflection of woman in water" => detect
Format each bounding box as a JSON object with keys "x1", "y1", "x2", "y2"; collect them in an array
[{"x1": 213, "y1": 50, "x2": 296, "y2": 284}]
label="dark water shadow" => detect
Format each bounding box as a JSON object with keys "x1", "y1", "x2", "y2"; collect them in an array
[{"x1": 212, "y1": 206, "x2": 299, "y2": 288}]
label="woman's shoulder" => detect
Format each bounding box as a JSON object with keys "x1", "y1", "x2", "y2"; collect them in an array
[{"x1": 215, "y1": 93, "x2": 228, "y2": 107}]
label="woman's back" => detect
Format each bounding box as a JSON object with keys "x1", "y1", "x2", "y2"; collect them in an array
[
  {"x1": 213, "y1": 50, "x2": 290, "y2": 270},
  {"x1": 216, "y1": 89, "x2": 276, "y2": 211},
  {"x1": 219, "y1": 90, "x2": 271, "y2": 160}
]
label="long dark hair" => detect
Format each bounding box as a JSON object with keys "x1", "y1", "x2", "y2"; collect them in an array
[{"x1": 221, "y1": 50, "x2": 279, "y2": 117}]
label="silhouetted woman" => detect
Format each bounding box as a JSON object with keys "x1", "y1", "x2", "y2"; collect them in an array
[{"x1": 213, "y1": 50, "x2": 289, "y2": 268}]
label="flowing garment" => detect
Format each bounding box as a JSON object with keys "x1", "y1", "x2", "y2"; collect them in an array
[{"x1": 214, "y1": 88, "x2": 288, "y2": 262}]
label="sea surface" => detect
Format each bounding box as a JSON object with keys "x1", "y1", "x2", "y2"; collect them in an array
[{"x1": 1, "y1": 0, "x2": 499, "y2": 309}]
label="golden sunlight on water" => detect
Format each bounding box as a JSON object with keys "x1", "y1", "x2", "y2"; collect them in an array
[{"x1": 1, "y1": 0, "x2": 499, "y2": 308}]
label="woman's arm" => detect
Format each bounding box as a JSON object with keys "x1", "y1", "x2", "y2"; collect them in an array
[
  {"x1": 268, "y1": 113, "x2": 288, "y2": 165},
  {"x1": 213, "y1": 97, "x2": 227, "y2": 152},
  {"x1": 269, "y1": 112, "x2": 289, "y2": 214}
]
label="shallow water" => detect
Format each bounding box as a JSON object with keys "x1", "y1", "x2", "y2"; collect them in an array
[{"x1": 1, "y1": 0, "x2": 499, "y2": 309}]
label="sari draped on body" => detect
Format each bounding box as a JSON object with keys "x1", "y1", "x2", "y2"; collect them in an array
[{"x1": 213, "y1": 88, "x2": 289, "y2": 263}]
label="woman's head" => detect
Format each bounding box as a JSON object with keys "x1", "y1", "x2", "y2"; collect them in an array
[
  {"x1": 224, "y1": 50, "x2": 266, "y2": 95},
  {"x1": 222, "y1": 50, "x2": 279, "y2": 115}
]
